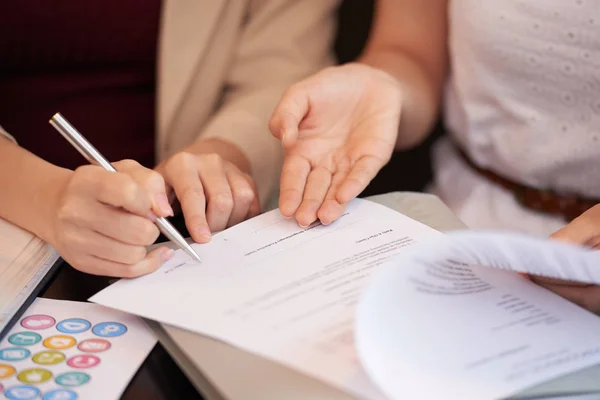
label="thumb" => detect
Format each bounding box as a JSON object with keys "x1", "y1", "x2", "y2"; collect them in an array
[
  {"x1": 269, "y1": 85, "x2": 309, "y2": 148},
  {"x1": 550, "y1": 204, "x2": 600, "y2": 247}
]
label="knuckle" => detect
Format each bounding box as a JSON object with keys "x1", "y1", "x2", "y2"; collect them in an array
[
  {"x1": 56, "y1": 202, "x2": 76, "y2": 224},
  {"x1": 139, "y1": 221, "x2": 160, "y2": 245},
  {"x1": 211, "y1": 193, "x2": 234, "y2": 213},
  {"x1": 130, "y1": 219, "x2": 159, "y2": 245},
  {"x1": 164, "y1": 152, "x2": 195, "y2": 175},
  {"x1": 129, "y1": 246, "x2": 147, "y2": 264},
  {"x1": 180, "y1": 184, "x2": 205, "y2": 202},
  {"x1": 147, "y1": 170, "x2": 165, "y2": 186},
  {"x1": 234, "y1": 187, "x2": 255, "y2": 206},
  {"x1": 172, "y1": 151, "x2": 195, "y2": 166},
  {"x1": 117, "y1": 176, "x2": 141, "y2": 205},
  {"x1": 202, "y1": 153, "x2": 223, "y2": 168},
  {"x1": 69, "y1": 166, "x2": 96, "y2": 191},
  {"x1": 114, "y1": 159, "x2": 140, "y2": 171}
]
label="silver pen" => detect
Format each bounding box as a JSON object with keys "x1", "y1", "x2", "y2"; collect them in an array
[{"x1": 49, "y1": 112, "x2": 202, "y2": 263}]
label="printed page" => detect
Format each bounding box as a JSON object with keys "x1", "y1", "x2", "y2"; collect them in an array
[
  {"x1": 412, "y1": 230, "x2": 600, "y2": 284},
  {"x1": 355, "y1": 232, "x2": 600, "y2": 400},
  {"x1": 90, "y1": 199, "x2": 441, "y2": 399},
  {"x1": 0, "y1": 298, "x2": 157, "y2": 400}
]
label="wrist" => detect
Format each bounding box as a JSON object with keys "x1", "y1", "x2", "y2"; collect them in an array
[
  {"x1": 33, "y1": 167, "x2": 72, "y2": 243},
  {"x1": 186, "y1": 138, "x2": 252, "y2": 175}
]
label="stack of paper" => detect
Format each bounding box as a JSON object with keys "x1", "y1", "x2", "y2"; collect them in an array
[{"x1": 0, "y1": 217, "x2": 60, "y2": 337}]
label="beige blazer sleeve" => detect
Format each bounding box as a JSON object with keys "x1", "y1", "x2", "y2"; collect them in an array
[{"x1": 198, "y1": 0, "x2": 340, "y2": 205}]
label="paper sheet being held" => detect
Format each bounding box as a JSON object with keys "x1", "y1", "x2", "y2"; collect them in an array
[
  {"x1": 356, "y1": 230, "x2": 600, "y2": 400},
  {"x1": 410, "y1": 230, "x2": 600, "y2": 285}
]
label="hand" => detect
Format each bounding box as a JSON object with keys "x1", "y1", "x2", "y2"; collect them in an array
[
  {"x1": 269, "y1": 63, "x2": 402, "y2": 227},
  {"x1": 46, "y1": 160, "x2": 175, "y2": 278},
  {"x1": 530, "y1": 205, "x2": 600, "y2": 314},
  {"x1": 155, "y1": 139, "x2": 260, "y2": 243}
]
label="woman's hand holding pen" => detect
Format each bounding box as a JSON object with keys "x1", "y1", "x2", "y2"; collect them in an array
[{"x1": 45, "y1": 160, "x2": 175, "y2": 278}]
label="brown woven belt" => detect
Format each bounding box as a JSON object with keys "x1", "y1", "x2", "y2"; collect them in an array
[{"x1": 454, "y1": 145, "x2": 598, "y2": 222}]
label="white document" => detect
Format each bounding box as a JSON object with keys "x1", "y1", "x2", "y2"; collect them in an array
[
  {"x1": 90, "y1": 199, "x2": 600, "y2": 400},
  {"x1": 356, "y1": 231, "x2": 600, "y2": 400},
  {"x1": 91, "y1": 199, "x2": 441, "y2": 399},
  {"x1": 0, "y1": 298, "x2": 156, "y2": 400}
]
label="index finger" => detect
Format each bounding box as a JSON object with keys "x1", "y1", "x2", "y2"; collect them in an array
[
  {"x1": 163, "y1": 160, "x2": 211, "y2": 243},
  {"x1": 279, "y1": 154, "x2": 311, "y2": 217},
  {"x1": 269, "y1": 84, "x2": 309, "y2": 148},
  {"x1": 336, "y1": 156, "x2": 383, "y2": 204}
]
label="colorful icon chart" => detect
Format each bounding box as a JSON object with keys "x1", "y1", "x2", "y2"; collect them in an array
[
  {"x1": 77, "y1": 339, "x2": 110, "y2": 353},
  {"x1": 3, "y1": 384, "x2": 40, "y2": 400},
  {"x1": 8, "y1": 333, "x2": 41, "y2": 347},
  {"x1": 0, "y1": 348, "x2": 30, "y2": 362},
  {"x1": 92, "y1": 322, "x2": 127, "y2": 337},
  {"x1": 0, "y1": 298, "x2": 157, "y2": 400},
  {"x1": 56, "y1": 319, "x2": 91, "y2": 335},
  {"x1": 42, "y1": 388, "x2": 78, "y2": 400},
  {"x1": 20, "y1": 315, "x2": 55, "y2": 331},
  {"x1": 43, "y1": 336, "x2": 76, "y2": 351}
]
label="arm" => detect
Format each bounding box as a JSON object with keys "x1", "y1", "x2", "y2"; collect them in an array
[
  {"x1": 359, "y1": 0, "x2": 449, "y2": 149},
  {"x1": 267, "y1": 0, "x2": 449, "y2": 226},
  {"x1": 0, "y1": 136, "x2": 71, "y2": 242},
  {"x1": 0, "y1": 133, "x2": 173, "y2": 277},
  {"x1": 195, "y1": 0, "x2": 340, "y2": 206}
]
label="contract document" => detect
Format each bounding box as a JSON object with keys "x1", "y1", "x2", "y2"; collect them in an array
[{"x1": 90, "y1": 199, "x2": 600, "y2": 400}]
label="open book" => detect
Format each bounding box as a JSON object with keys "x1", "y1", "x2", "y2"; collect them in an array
[{"x1": 90, "y1": 199, "x2": 600, "y2": 400}]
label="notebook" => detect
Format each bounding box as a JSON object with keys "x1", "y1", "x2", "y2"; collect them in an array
[{"x1": 0, "y1": 217, "x2": 63, "y2": 339}]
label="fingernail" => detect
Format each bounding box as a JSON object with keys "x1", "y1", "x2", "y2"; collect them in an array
[
  {"x1": 147, "y1": 211, "x2": 158, "y2": 222},
  {"x1": 197, "y1": 227, "x2": 212, "y2": 241},
  {"x1": 156, "y1": 194, "x2": 174, "y2": 217},
  {"x1": 161, "y1": 248, "x2": 175, "y2": 262}
]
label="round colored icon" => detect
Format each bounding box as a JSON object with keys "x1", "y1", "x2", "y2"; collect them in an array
[
  {"x1": 56, "y1": 318, "x2": 91, "y2": 334},
  {"x1": 3, "y1": 385, "x2": 40, "y2": 400},
  {"x1": 0, "y1": 364, "x2": 16, "y2": 379},
  {"x1": 43, "y1": 335, "x2": 76, "y2": 350},
  {"x1": 8, "y1": 332, "x2": 42, "y2": 347},
  {"x1": 77, "y1": 338, "x2": 111, "y2": 353},
  {"x1": 0, "y1": 348, "x2": 30, "y2": 362},
  {"x1": 43, "y1": 388, "x2": 78, "y2": 400},
  {"x1": 32, "y1": 351, "x2": 66, "y2": 365},
  {"x1": 67, "y1": 355, "x2": 100, "y2": 369},
  {"x1": 20, "y1": 315, "x2": 55, "y2": 330},
  {"x1": 92, "y1": 322, "x2": 127, "y2": 337},
  {"x1": 55, "y1": 371, "x2": 90, "y2": 387},
  {"x1": 17, "y1": 368, "x2": 53, "y2": 384}
]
